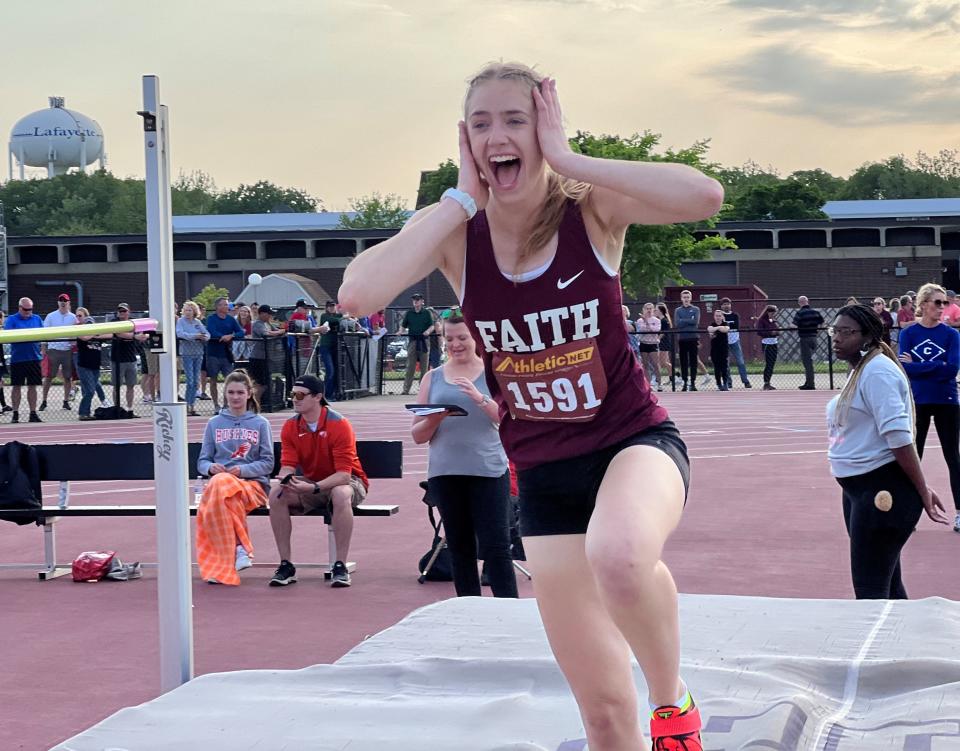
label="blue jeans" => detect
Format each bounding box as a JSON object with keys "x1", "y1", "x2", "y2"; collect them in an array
[
  {"x1": 319, "y1": 346, "x2": 337, "y2": 399},
  {"x1": 182, "y1": 356, "x2": 202, "y2": 407},
  {"x1": 727, "y1": 340, "x2": 751, "y2": 386},
  {"x1": 78, "y1": 367, "x2": 106, "y2": 416}
]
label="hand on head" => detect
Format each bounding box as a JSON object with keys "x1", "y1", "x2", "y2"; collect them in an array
[
  {"x1": 458, "y1": 121, "x2": 489, "y2": 211},
  {"x1": 532, "y1": 77, "x2": 572, "y2": 173}
]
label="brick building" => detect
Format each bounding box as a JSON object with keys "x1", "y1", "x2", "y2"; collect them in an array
[{"x1": 687, "y1": 198, "x2": 960, "y2": 303}]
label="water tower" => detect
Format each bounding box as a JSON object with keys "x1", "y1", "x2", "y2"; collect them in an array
[{"x1": 8, "y1": 97, "x2": 105, "y2": 179}]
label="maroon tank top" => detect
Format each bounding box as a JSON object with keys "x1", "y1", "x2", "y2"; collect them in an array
[{"x1": 461, "y1": 200, "x2": 669, "y2": 470}]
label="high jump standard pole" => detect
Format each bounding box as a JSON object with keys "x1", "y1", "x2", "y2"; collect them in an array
[{"x1": 141, "y1": 75, "x2": 194, "y2": 692}]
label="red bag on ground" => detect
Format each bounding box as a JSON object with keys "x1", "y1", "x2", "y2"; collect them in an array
[{"x1": 72, "y1": 551, "x2": 117, "y2": 582}]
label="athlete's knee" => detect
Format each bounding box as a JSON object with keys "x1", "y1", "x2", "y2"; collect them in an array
[{"x1": 586, "y1": 538, "x2": 660, "y2": 603}]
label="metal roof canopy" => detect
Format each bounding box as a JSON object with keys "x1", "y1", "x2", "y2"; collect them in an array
[
  {"x1": 172, "y1": 211, "x2": 412, "y2": 234},
  {"x1": 234, "y1": 272, "x2": 332, "y2": 308},
  {"x1": 823, "y1": 198, "x2": 960, "y2": 220}
]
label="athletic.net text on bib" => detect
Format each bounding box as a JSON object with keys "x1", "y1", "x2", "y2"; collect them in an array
[{"x1": 492, "y1": 337, "x2": 608, "y2": 422}]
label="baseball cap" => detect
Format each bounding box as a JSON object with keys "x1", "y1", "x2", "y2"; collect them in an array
[
  {"x1": 58, "y1": 293, "x2": 70, "y2": 302},
  {"x1": 295, "y1": 298, "x2": 308, "y2": 308},
  {"x1": 116, "y1": 302, "x2": 131, "y2": 311},
  {"x1": 411, "y1": 292, "x2": 424, "y2": 300},
  {"x1": 948, "y1": 290, "x2": 957, "y2": 298},
  {"x1": 325, "y1": 300, "x2": 337, "y2": 307},
  {"x1": 257, "y1": 304, "x2": 274, "y2": 315},
  {"x1": 292, "y1": 374, "x2": 327, "y2": 405}
]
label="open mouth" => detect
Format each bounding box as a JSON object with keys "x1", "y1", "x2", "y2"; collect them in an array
[{"x1": 489, "y1": 154, "x2": 521, "y2": 189}]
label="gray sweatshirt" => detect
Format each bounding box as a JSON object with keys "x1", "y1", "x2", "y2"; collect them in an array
[
  {"x1": 197, "y1": 409, "x2": 275, "y2": 491},
  {"x1": 826, "y1": 356, "x2": 913, "y2": 478},
  {"x1": 176, "y1": 317, "x2": 209, "y2": 358},
  {"x1": 674, "y1": 305, "x2": 701, "y2": 341}
]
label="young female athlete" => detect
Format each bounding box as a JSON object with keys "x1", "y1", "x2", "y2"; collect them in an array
[{"x1": 339, "y1": 62, "x2": 723, "y2": 750}]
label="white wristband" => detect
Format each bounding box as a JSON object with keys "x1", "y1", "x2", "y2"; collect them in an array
[{"x1": 441, "y1": 188, "x2": 478, "y2": 220}]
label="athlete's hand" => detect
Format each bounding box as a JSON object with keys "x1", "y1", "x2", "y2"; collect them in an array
[
  {"x1": 532, "y1": 77, "x2": 574, "y2": 175},
  {"x1": 922, "y1": 487, "x2": 950, "y2": 524},
  {"x1": 452, "y1": 376, "x2": 484, "y2": 404},
  {"x1": 457, "y1": 121, "x2": 489, "y2": 211}
]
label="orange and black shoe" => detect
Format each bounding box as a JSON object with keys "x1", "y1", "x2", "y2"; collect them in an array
[{"x1": 650, "y1": 693, "x2": 702, "y2": 751}]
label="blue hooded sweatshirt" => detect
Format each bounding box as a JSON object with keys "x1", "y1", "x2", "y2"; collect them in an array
[{"x1": 197, "y1": 409, "x2": 275, "y2": 491}]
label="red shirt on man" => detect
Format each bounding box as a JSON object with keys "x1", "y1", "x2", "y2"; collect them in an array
[{"x1": 279, "y1": 407, "x2": 369, "y2": 488}]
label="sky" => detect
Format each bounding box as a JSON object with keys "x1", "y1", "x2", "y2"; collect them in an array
[{"x1": 3, "y1": 0, "x2": 958, "y2": 210}]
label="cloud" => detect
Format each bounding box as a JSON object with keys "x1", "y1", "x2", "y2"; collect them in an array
[
  {"x1": 726, "y1": 0, "x2": 960, "y2": 33},
  {"x1": 502, "y1": 0, "x2": 646, "y2": 10},
  {"x1": 714, "y1": 44, "x2": 960, "y2": 126}
]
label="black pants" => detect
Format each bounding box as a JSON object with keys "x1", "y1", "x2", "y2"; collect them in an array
[
  {"x1": 836, "y1": 461, "x2": 923, "y2": 599},
  {"x1": 678, "y1": 340, "x2": 699, "y2": 385},
  {"x1": 711, "y1": 352, "x2": 729, "y2": 388},
  {"x1": 763, "y1": 343, "x2": 778, "y2": 385},
  {"x1": 428, "y1": 473, "x2": 518, "y2": 598},
  {"x1": 915, "y1": 402, "x2": 960, "y2": 511}
]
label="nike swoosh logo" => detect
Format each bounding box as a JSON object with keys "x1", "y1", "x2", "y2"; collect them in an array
[{"x1": 557, "y1": 270, "x2": 584, "y2": 290}]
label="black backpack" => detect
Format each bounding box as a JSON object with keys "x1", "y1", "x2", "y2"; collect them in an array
[{"x1": 0, "y1": 441, "x2": 42, "y2": 525}]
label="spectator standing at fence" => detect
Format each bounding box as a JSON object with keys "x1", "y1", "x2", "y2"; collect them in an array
[
  {"x1": 622, "y1": 305, "x2": 640, "y2": 359},
  {"x1": 898, "y1": 283, "x2": 960, "y2": 533},
  {"x1": 205, "y1": 297, "x2": 245, "y2": 411},
  {"x1": 656, "y1": 303, "x2": 675, "y2": 389},
  {"x1": 897, "y1": 295, "x2": 916, "y2": 333},
  {"x1": 139, "y1": 311, "x2": 159, "y2": 404},
  {"x1": 758, "y1": 304, "x2": 780, "y2": 391},
  {"x1": 636, "y1": 303, "x2": 662, "y2": 390},
  {"x1": 268, "y1": 374, "x2": 369, "y2": 588},
  {"x1": 794, "y1": 295, "x2": 824, "y2": 391},
  {"x1": 111, "y1": 303, "x2": 145, "y2": 412},
  {"x1": 318, "y1": 300, "x2": 343, "y2": 400},
  {"x1": 719, "y1": 298, "x2": 751, "y2": 389},
  {"x1": 675, "y1": 289, "x2": 701, "y2": 391},
  {"x1": 6, "y1": 297, "x2": 43, "y2": 423},
  {"x1": 0, "y1": 311, "x2": 10, "y2": 415},
  {"x1": 411, "y1": 313, "x2": 518, "y2": 598},
  {"x1": 39, "y1": 293, "x2": 77, "y2": 412},
  {"x1": 400, "y1": 292, "x2": 433, "y2": 395},
  {"x1": 706, "y1": 309, "x2": 730, "y2": 391},
  {"x1": 196, "y1": 370, "x2": 274, "y2": 585},
  {"x1": 232, "y1": 305, "x2": 255, "y2": 366},
  {"x1": 828, "y1": 303, "x2": 948, "y2": 599},
  {"x1": 249, "y1": 304, "x2": 284, "y2": 401},
  {"x1": 369, "y1": 309, "x2": 386, "y2": 335},
  {"x1": 871, "y1": 298, "x2": 894, "y2": 346},
  {"x1": 941, "y1": 290, "x2": 960, "y2": 329},
  {"x1": 75, "y1": 307, "x2": 110, "y2": 421},
  {"x1": 177, "y1": 302, "x2": 209, "y2": 417}
]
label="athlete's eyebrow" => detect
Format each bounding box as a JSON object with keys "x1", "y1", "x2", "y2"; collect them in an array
[{"x1": 469, "y1": 109, "x2": 530, "y2": 118}]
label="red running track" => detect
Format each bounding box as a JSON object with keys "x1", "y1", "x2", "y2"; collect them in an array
[{"x1": 2, "y1": 391, "x2": 958, "y2": 750}]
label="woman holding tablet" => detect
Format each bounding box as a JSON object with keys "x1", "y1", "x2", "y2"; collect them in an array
[{"x1": 410, "y1": 311, "x2": 518, "y2": 598}]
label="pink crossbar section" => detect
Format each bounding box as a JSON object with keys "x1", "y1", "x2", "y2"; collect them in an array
[{"x1": 131, "y1": 318, "x2": 159, "y2": 333}]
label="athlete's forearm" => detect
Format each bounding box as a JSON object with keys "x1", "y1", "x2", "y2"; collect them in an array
[
  {"x1": 339, "y1": 200, "x2": 465, "y2": 316},
  {"x1": 551, "y1": 152, "x2": 722, "y2": 222}
]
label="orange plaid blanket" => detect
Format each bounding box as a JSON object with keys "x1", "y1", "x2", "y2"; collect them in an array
[{"x1": 196, "y1": 472, "x2": 267, "y2": 585}]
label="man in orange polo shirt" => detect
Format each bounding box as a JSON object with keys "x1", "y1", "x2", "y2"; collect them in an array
[{"x1": 268, "y1": 375, "x2": 368, "y2": 587}]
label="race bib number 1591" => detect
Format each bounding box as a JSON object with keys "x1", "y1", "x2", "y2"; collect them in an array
[{"x1": 492, "y1": 338, "x2": 608, "y2": 422}]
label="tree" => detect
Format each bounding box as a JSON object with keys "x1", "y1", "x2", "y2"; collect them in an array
[
  {"x1": 213, "y1": 180, "x2": 322, "y2": 214},
  {"x1": 569, "y1": 131, "x2": 736, "y2": 296},
  {"x1": 722, "y1": 179, "x2": 826, "y2": 221},
  {"x1": 788, "y1": 168, "x2": 845, "y2": 200},
  {"x1": 338, "y1": 192, "x2": 410, "y2": 229},
  {"x1": 192, "y1": 283, "x2": 230, "y2": 312},
  {"x1": 841, "y1": 154, "x2": 960, "y2": 200},
  {"x1": 415, "y1": 159, "x2": 459, "y2": 208},
  {"x1": 171, "y1": 170, "x2": 219, "y2": 216}
]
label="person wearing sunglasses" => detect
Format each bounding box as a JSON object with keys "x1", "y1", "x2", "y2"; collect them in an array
[
  {"x1": 267, "y1": 374, "x2": 369, "y2": 588},
  {"x1": 5, "y1": 298, "x2": 44, "y2": 423},
  {"x1": 898, "y1": 283, "x2": 960, "y2": 533}
]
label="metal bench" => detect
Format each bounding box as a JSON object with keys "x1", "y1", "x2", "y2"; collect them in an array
[{"x1": 1, "y1": 440, "x2": 402, "y2": 580}]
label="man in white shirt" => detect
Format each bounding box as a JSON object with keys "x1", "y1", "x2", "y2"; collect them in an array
[{"x1": 40, "y1": 293, "x2": 78, "y2": 411}]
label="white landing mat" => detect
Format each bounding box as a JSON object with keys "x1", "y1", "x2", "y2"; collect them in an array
[{"x1": 54, "y1": 594, "x2": 960, "y2": 750}]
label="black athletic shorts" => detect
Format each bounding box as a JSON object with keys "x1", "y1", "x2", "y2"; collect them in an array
[
  {"x1": 517, "y1": 419, "x2": 690, "y2": 537},
  {"x1": 10, "y1": 360, "x2": 42, "y2": 387}
]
